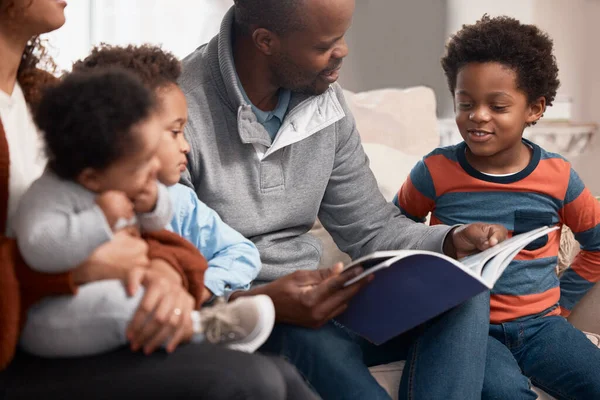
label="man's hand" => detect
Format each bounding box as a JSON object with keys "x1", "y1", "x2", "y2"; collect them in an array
[
  {"x1": 443, "y1": 223, "x2": 508, "y2": 259},
  {"x1": 231, "y1": 263, "x2": 373, "y2": 328},
  {"x1": 133, "y1": 180, "x2": 159, "y2": 214},
  {"x1": 95, "y1": 190, "x2": 134, "y2": 228}
]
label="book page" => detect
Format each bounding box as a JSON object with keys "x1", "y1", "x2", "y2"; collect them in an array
[
  {"x1": 343, "y1": 250, "x2": 480, "y2": 287},
  {"x1": 343, "y1": 255, "x2": 402, "y2": 287},
  {"x1": 480, "y1": 225, "x2": 559, "y2": 286},
  {"x1": 342, "y1": 250, "x2": 410, "y2": 272},
  {"x1": 480, "y1": 246, "x2": 523, "y2": 286},
  {"x1": 461, "y1": 226, "x2": 556, "y2": 274}
]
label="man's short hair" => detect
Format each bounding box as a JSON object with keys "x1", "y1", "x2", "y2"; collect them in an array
[{"x1": 233, "y1": 0, "x2": 305, "y2": 36}]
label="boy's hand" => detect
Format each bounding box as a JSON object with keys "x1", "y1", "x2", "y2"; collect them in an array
[
  {"x1": 444, "y1": 223, "x2": 508, "y2": 259},
  {"x1": 133, "y1": 181, "x2": 159, "y2": 214},
  {"x1": 96, "y1": 191, "x2": 135, "y2": 228}
]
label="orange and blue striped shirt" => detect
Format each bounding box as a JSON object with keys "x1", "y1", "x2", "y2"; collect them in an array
[{"x1": 394, "y1": 140, "x2": 600, "y2": 323}]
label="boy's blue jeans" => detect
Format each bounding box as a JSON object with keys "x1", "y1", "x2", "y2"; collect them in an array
[
  {"x1": 260, "y1": 291, "x2": 490, "y2": 400},
  {"x1": 483, "y1": 314, "x2": 600, "y2": 400}
]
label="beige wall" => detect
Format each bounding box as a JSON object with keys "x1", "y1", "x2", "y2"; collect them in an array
[
  {"x1": 571, "y1": 0, "x2": 600, "y2": 194},
  {"x1": 342, "y1": 0, "x2": 600, "y2": 192},
  {"x1": 532, "y1": 0, "x2": 587, "y2": 122},
  {"x1": 338, "y1": 0, "x2": 448, "y2": 111},
  {"x1": 531, "y1": 0, "x2": 600, "y2": 193}
]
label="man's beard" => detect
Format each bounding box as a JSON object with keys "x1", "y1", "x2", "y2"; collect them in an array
[{"x1": 270, "y1": 53, "x2": 325, "y2": 96}]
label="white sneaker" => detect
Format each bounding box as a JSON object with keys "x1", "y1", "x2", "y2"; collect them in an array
[{"x1": 192, "y1": 295, "x2": 275, "y2": 353}]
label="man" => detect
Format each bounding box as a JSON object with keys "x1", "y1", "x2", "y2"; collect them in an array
[{"x1": 179, "y1": 0, "x2": 506, "y2": 398}]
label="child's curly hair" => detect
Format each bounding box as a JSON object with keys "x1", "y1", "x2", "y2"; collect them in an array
[
  {"x1": 72, "y1": 44, "x2": 181, "y2": 91},
  {"x1": 441, "y1": 15, "x2": 560, "y2": 107},
  {"x1": 36, "y1": 69, "x2": 157, "y2": 180}
]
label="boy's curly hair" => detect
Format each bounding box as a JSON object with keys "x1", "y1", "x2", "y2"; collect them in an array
[
  {"x1": 35, "y1": 69, "x2": 156, "y2": 180},
  {"x1": 72, "y1": 44, "x2": 181, "y2": 91},
  {"x1": 441, "y1": 15, "x2": 560, "y2": 107}
]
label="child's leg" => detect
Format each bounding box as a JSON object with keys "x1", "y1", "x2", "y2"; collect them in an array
[
  {"x1": 482, "y1": 334, "x2": 537, "y2": 400},
  {"x1": 517, "y1": 316, "x2": 600, "y2": 400},
  {"x1": 19, "y1": 280, "x2": 144, "y2": 358}
]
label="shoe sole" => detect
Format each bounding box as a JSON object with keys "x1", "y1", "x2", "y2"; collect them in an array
[{"x1": 227, "y1": 295, "x2": 275, "y2": 353}]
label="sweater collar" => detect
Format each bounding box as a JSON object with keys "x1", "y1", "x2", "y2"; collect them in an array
[
  {"x1": 456, "y1": 138, "x2": 541, "y2": 184},
  {"x1": 203, "y1": 7, "x2": 345, "y2": 156}
]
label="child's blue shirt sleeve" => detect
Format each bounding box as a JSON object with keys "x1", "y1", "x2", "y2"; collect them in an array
[{"x1": 167, "y1": 184, "x2": 261, "y2": 296}]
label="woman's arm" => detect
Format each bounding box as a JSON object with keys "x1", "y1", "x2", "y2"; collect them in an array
[
  {"x1": 16, "y1": 229, "x2": 150, "y2": 311},
  {"x1": 124, "y1": 267, "x2": 195, "y2": 354},
  {"x1": 17, "y1": 229, "x2": 196, "y2": 355}
]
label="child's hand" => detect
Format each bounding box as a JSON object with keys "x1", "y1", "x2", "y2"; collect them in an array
[
  {"x1": 201, "y1": 287, "x2": 214, "y2": 305},
  {"x1": 133, "y1": 180, "x2": 158, "y2": 214},
  {"x1": 96, "y1": 190, "x2": 135, "y2": 228}
]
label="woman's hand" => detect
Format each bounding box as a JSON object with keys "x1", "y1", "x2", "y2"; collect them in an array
[
  {"x1": 125, "y1": 267, "x2": 195, "y2": 354},
  {"x1": 71, "y1": 229, "x2": 150, "y2": 285},
  {"x1": 148, "y1": 258, "x2": 183, "y2": 285}
]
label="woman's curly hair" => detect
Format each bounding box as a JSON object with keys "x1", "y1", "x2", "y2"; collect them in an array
[
  {"x1": 441, "y1": 15, "x2": 560, "y2": 107},
  {"x1": 0, "y1": 0, "x2": 59, "y2": 109}
]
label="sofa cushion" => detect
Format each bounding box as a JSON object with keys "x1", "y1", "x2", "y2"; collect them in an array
[
  {"x1": 362, "y1": 143, "x2": 421, "y2": 202},
  {"x1": 342, "y1": 87, "x2": 439, "y2": 155}
]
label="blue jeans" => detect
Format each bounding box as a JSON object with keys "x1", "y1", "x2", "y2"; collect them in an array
[
  {"x1": 483, "y1": 315, "x2": 600, "y2": 400},
  {"x1": 260, "y1": 291, "x2": 490, "y2": 400}
]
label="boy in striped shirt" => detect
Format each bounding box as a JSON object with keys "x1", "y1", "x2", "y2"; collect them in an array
[{"x1": 396, "y1": 15, "x2": 600, "y2": 399}]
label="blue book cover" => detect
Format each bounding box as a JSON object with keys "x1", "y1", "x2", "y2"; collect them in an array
[
  {"x1": 335, "y1": 252, "x2": 487, "y2": 345},
  {"x1": 335, "y1": 226, "x2": 558, "y2": 345}
]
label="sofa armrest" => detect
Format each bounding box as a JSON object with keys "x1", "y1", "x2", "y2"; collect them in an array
[{"x1": 568, "y1": 282, "x2": 600, "y2": 335}]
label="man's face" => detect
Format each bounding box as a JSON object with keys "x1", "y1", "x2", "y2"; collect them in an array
[{"x1": 270, "y1": 0, "x2": 355, "y2": 95}]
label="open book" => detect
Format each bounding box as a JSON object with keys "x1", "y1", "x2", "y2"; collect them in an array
[{"x1": 335, "y1": 225, "x2": 559, "y2": 345}]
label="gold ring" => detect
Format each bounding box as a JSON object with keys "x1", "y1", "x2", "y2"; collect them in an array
[{"x1": 173, "y1": 308, "x2": 182, "y2": 316}]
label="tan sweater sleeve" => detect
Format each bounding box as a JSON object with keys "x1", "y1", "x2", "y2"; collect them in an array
[{"x1": 143, "y1": 230, "x2": 208, "y2": 308}]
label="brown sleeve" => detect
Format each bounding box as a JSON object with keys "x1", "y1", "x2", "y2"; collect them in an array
[
  {"x1": 145, "y1": 237, "x2": 190, "y2": 291},
  {"x1": 0, "y1": 237, "x2": 20, "y2": 370},
  {"x1": 12, "y1": 238, "x2": 78, "y2": 313},
  {"x1": 143, "y1": 230, "x2": 208, "y2": 308},
  {"x1": 0, "y1": 237, "x2": 77, "y2": 370}
]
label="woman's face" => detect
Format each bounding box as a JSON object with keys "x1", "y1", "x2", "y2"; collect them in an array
[{"x1": 0, "y1": 0, "x2": 67, "y2": 37}]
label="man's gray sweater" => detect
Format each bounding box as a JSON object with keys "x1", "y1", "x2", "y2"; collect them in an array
[{"x1": 179, "y1": 8, "x2": 451, "y2": 283}]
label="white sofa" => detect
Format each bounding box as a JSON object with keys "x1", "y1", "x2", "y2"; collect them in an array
[{"x1": 310, "y1": 86, "x2": 600, "y2": 399}]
